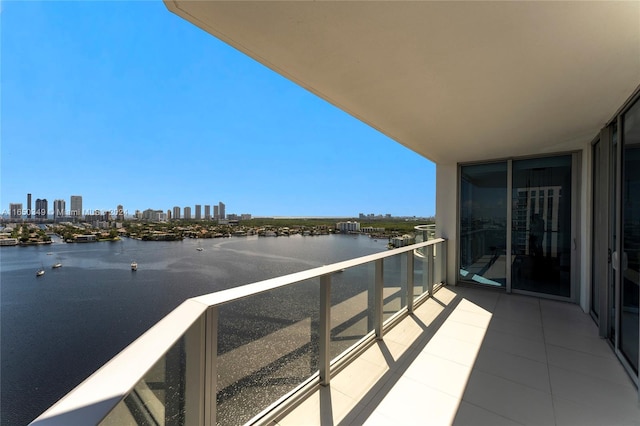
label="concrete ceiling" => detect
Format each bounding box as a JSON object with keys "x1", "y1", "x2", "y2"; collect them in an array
[{"x1": 164, "y1": 1, "x2": 640, "y2": 164}]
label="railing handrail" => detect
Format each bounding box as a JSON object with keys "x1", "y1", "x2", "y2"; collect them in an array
[
  {"x1": 193, "y1": 238, "x2": 444, "y2": 307},
  {"x1": 30, "y1": 299, "x2": 210, "y2": 425},
  {"x1": 31, "y1": 237, "x2": 445, "y2": 425}
]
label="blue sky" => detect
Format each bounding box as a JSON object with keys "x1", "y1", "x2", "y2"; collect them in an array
[{"x1": 1, "y1": 1, "x2": 435, "y2": 218}]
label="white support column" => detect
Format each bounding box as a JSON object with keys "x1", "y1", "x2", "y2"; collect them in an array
[{"x1": 436, "y1": 162, "x2": 458, "y2": 286}]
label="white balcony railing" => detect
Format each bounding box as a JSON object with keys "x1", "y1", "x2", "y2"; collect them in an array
[{"x1": 31, "y1": 238, "x2": 447, "y2": 426}]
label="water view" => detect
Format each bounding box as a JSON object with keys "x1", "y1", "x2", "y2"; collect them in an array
[{"x1": 1, "y1": 234, "x2": 388, "y2": 425}]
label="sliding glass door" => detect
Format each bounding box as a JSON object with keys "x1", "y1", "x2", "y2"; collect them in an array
[
  {"x1": 621, "y1": 99, "x2": 640, "y2": 374},
  {"x1": 459, "y1": 155, "x2": 575, "y2": 300},
  {"x1": 459, "y1": 163, "x2": 507, "y2": 287},
  {"x1": 511, "y1": 156, "x2": 573, "y2": 297}
]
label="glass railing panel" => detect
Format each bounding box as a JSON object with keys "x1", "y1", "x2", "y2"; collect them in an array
[
  {"x1": 100, "y1": 319, "x2": 202, "y2": 426},
  {"x1": 216, "y1": 278, "x2": 320, "y2": 426},
  {"x1": 383, "y1": 253, "x2": 407, "y2": 321},
  {"x1": 329, "y1": 263, "x2": 374, "y2": 358}
]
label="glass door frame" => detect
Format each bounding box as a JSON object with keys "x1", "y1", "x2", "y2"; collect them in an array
[{"x1": 591, "y1": 87, "x2": 640, "y2": 388}]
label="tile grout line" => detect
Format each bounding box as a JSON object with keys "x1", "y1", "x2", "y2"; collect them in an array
[{"x1": 539, "y1": 298, "x2": 559, "y2": 426}]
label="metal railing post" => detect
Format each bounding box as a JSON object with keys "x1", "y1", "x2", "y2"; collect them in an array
[
  {"x1": 319, "y1": 274, "x2": 331, "y2": 386},
  {"x1": 427, "y1": 244, "x2": 435, "y2": 297},
  {"x1": 407, "y1": 252, "x2": 415, "y2": 313},
  {"x1": 204, "y1": 307, "x2": 218, "y2": 426},
  {"x1": 375, "y1": 259, "x2": 384, "y2": 339},
  {"x1": 441, "y1": 240, "x2": 448, "y2": 285},
  {"x1": 181, "y1": 314, "x2": 206, "y2": 426}
]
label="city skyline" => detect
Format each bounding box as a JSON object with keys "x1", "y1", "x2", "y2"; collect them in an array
[
  {"x1": 3, "y1": 191, "x2": 421, "y2": 220},
  {"x1": 1, "y1": 1, "x2": 436, "y2": 217},
  {"x1": 4, "y1": 192, "x2": 236, "y2": 220}
]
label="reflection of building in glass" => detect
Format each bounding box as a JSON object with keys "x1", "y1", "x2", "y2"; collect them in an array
[{"x1": 514, "y1": 186, "x2": 561, "y2": 257}]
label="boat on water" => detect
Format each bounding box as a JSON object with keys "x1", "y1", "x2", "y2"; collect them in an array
[
  {"x1": 131, "y1": 261, "x2": 138, "y2": 271},
  {"x1": 36, "y1": 268, "x2": 45, "y2": 277},
  {"x1": 196, "y1": 247, "x2": 204, "y2": 251},
  {"x1": 52, "y1": 262, "x2": 62, "y2": 269}
]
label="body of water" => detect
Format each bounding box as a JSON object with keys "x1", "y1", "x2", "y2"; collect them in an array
[{"x1": 0, "y1": 234, "x2": 387, "y2": 425}]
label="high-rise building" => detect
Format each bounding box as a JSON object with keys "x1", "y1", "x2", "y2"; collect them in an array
[
  {"x1": 204, "y1": 205, "x2": 211, "y2": 220},
  {"x1": 167, "y1": 210, "x2": 172, "y2": 220},
  {"x1": 27, "y1": 193, "x2": 32, "y2": 219},
  {"x1": 53, "y1": 199, "x2": 66, "y2": 221},
  {"x1": 9, "y1": 203, "x2": 23, "y2": 219},
  {"x1": 173, "y1": 206, "x2": 181, "y2": 220},
  {"x1": 213, "y1": 205, "x2": 219, "y2": 219},
  {"x1": 184, "y1": 206, "x2": 192, "y2": 220},
  {"x1": 195, "y1": 204, "x2": 202, "y2": 220},
  {"x1": 116, "y1": 205, "x2": 125, "y2": 221},
  {"x1": 219, "y1": 202, "x2": 226, "y2": 220},
  {"x1": 35, "y1": 199, "x2": 48, "y2": 220},
  {"x1": 70, "y1": 196, "x2": 82, "y2": 221}
]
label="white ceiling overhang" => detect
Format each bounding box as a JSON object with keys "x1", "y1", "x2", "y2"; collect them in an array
[{"x1": 164, "y1": 1, "x2": 640, "y2": 164}]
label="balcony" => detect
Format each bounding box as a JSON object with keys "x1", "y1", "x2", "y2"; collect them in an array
[
  {"x1": 31, "y1": 237, "x2": 639, "y2": 425},
  {"x1": 279, "y1": 285, "x2": 640, "y2": 425}
]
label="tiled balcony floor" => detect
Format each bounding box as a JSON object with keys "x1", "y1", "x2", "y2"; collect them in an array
[{"x1": 276, "y1": 286, "x2": 640, "y2": 426}]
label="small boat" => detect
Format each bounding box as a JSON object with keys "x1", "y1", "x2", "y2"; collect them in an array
[
  {"x1": 36, "y1": 268, "x2": 45, "y2": 277},
  {"x1": 196, "y1": 247, "x2": 204, "y2": 251},
  {"x1": 131, "y1": 261, "x2": 138, "y2": 271},
  {"x1": 46, "y1": 252, "x2": 53, "y2": 255},
  {"x1": 52, "y1": 262, "x2": 62, "y2": 269}
]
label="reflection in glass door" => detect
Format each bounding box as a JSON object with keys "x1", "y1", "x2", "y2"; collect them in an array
[
  {"x1": 511, "y1": 156, "x2": 573, "y2": 297},
  {"x1": 459, "y1": 163, "x2": 507, "y2": 287}
]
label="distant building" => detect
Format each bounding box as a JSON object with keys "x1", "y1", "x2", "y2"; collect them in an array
[
  {"x1": 204, "y1": 205, "x2": 211, "y2": 220},
  {"x1": 54, "y1": 199, "x2": 66, "y2": 221},
  {"x1": 213, "y1": 205, "x2": 219, "y2": 220},
  {"x1": 195, "y1": 204, "x2": 202, "y2": 220},
  {"x1": 70, "y1": 196, "x2": 83, "y2": 220},
  {"x1": 184, "y1": 206, "x2": 192, "y2": 220},
  {"x1": 219, "y1": 202, "x2": 226, "y2": 220},
  {"x1": 35, "y1": 199, "x2": 48, "y2": 220},
  {"x1": 362, "y1": 226, "x2": 385, "y2": 233},
  {"x1": 9, "y1": 203, "x2": 23, "y2": 219},
  {"x1": 116, "y1": 205, "x2": 125, "y2": 221},
  {"x1": 391, "y1": 234, "x2": 415, "y2": 248},
  {"x1": 173, "y1": 206, "x2": 181, "y2": 220},
  {"x1": 142, "y1": 209, "x2": 164, "y2": 221},
  {"x1": 167, "y1": 210, "x2": 172, "y2": 220},
  {"x1": 337, "y1": 221, "x2": 360, "y2": 233},
  {"x1": 27, "y1": 193, "x2": 32, "y2": 219},
  {"x1": 241, "y1": 213, "x2": 252, "y2": 220},
  {"x1": 135, "y1": 210, "x2": 142, "y2": 219}
]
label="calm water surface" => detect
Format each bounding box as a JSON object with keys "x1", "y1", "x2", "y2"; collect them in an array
[{"x1": 0, "y1": 234, "x2": 386, "y2": 425}]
